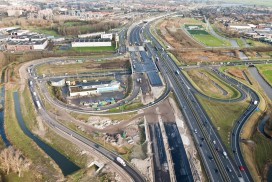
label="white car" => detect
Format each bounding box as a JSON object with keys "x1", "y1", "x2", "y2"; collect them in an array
[{"x1": 194, "y1": 129, "x2": 197, "y2": 134}]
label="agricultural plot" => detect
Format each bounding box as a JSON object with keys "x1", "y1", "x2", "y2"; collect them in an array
[{"x1": 185, "y1": 25, "x2": 231, "y2": 47}]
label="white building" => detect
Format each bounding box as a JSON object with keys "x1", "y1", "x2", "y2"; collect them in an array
[
  {"x1": 69, "y1": 80, "x2": 120, "y2": 97},
  {"x1": 71, "y1": 38, "x2": 112, "y2": 47},
  {"x1": 50, "y1": 78, "x2": 65, "y2": 87}
]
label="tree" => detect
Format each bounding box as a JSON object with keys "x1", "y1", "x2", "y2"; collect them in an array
[{"x1": 0, "y1": 147, "x2": 31, "y2": 177}]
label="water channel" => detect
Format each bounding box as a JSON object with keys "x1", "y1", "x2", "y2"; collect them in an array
[
  {"x1": 248, "y1": 67, "x2": 272, "y2": 100},
  {"x1": 13, "y1": 92, "x2": 80, "y2": 176},
  {"x1": 0, "y1": 86, "x2": 10, "y2": 146}
]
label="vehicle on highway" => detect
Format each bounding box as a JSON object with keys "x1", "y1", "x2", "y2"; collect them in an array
[
  {"x1": 226, "y1": 166, "x2": 232, "y2": 173},
  {"x1": 254, "y1": 100, "x2": 258, "y2": 105},
  {"x1": 35, "y1": 100, "x2": 42, "y2": 109},
  {"x1": 175, "y1": 70, "x2": 180, "y2": 75},
  {"x1": 223, "y1": 151, "x2": 228, "y2": 158},
  {"x1": 194, "y1": 129, "x2": 197, "y2": 134},
  {"x1": 116, "y1": 157, "x2": 126, "y2": 166},
  {"x1": 213, "y1": 140, "x2": 216, "y2": 144},
  {"x1": 239, "y1": 166, "x2": 245, "y2": 171}
]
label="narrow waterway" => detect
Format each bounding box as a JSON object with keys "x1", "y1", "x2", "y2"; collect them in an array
[
  {"x1": 0, "y1": 86, "x2": 10, "y2": 146},
  {"x1": 248, "y1": 67, "x2": 272, "y2": 100},
  {"x1": 267, "y1": 166, "x2": 272, "y2": 182},
  {"x1": 13, "y1": 92, "x2": 80, "y2": 176}
]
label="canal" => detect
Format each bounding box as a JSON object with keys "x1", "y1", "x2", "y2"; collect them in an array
[
  {"x1": 13, "y1": 92, "x2": 80, "y2": 176},
  {"x1": 248, "y1": 67, "x2": 272, "y2": 100},
  {"x1": 0, "y1": 86, "x2": 10, "y2": 146}
]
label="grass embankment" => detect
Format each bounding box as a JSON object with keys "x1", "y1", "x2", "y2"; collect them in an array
[
  {"x1": 108, "y1": 96, "x2": 143, "y2": 112},
  {"x1": 255, "y1": 64, "x2": 272, "y2": 86},
  {"x1": 186, "y1": 27, "x2": 231, "y2": 47},
  {"x1": 196, "y1": 95, "x2": 249, "y2": 152},
  {"x1": 184, "y1": 69, "x2": 240, "y2": 99},
  {"x1": 71, "y1": 45, "x2": 116, "y2": 52},
  {"x1": 246, "y1": 39, "x2": 271, "y2": 47},
  {"x1": 4, "y1": 90, "x2": 58, "y2": 181},
  {"x1": 36, "y1": 58, "x2": 129, "y2": 76},
  {"x1": 22, "y1": 88, "x2": 87, "y2": 167},
  {"x1": 235, "y1": 38, "x2": 246, "y2": 48},
  {"x1": 150, "y1": 20, "x2": 167, "y2": 49}
]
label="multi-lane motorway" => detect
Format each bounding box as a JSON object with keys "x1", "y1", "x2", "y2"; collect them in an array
[
  {"x1": 23, "y1": 15, "x2": 265, "y2": 182},
  {"x1": 138, "y1": 20, "x2": 260, "y2": 182}
]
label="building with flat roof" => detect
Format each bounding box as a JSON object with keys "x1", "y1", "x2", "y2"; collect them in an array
[
  {"x1": 50, "y1": 78, "x2": 66, "y2": 87},
  {"x1": 69, "y1": 80, "x2": 120, "y2": 97},
  {"x1": 71, "y1": 38, "x2": 112, "y2": 47},
  {"x1": 5, "y1": 39, "x2": 48, "y2": 51}
]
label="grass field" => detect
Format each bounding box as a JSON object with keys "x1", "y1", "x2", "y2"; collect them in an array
[
  {"x1": 186, "y1": 27, "x2": 231, "y2": 47},
  {"x1": 28, "y1": 27, "x2": 59, "y2": 37},
  {"x1": 196, "y1": 95, "x2": 249, "y2": 152},
  {"x1": 185, "y1": 69, "x2": 240, "y2": 99},
  {"x1": 246, "y1": 39, "x2": 271, "y2": 47},
  {"x1": 252, "y1": 132, "x2": 272, "y2": 177},
  {"x1": 235, "y1": 38, "x2": 245, "y2": 48},
  {"x1": 36, "y1": 58, "x2": 128, "y2": 76},
  {"x1": 71, "y1": 45, "x2": 116, "y2": 52},
  {"x1": 256, "y1": 64, "x2": 272, "y2": 86},
  {"x1": 108, "y1": 96, "x2": 143, "y2": 112}
]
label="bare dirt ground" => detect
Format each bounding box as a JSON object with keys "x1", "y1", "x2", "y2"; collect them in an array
[
  {"x1": 226, "y1": 68, "x2": 246, "y2": 80},
  {"x1": 157, "y1": 18, "x2": 239, "y2": 63},
  {"x1": 171, "y1": 49, "x2": 238, "y2": 63},
  {"x1": 159, "y1": 18, "x2": 203, "y2": 49}
]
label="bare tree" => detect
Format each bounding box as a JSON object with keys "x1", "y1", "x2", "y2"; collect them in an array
[{"x1": 0, "y1": 147, "x2": 31, "y2": 177}]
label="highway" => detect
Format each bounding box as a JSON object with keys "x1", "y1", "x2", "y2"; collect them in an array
[{"x1": 142, "y1": 21, "x2": 259, "y2": 182}]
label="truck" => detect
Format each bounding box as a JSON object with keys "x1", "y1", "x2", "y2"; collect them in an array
[
  {"x1": 254, "y1": 100, "x2": 258, "y2": 105},
  {"x1": 35, "y1": 100, "x2": 41, "y2": 109},
  {"x1": 29, "y1": 80, "x2": 33, "y2": 87},
  {"x1": 116, "y1": 157, "x2": 126, "y2": 166}
]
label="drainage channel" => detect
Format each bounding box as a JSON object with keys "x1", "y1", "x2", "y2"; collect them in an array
[{"x1": 13, "y1": 92, "x2": 80, "y2": 176}]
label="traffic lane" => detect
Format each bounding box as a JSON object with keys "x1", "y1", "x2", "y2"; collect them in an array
[
  {"x1": 170, "y1": 80, "x2": 223, "y2": 182},
  {"x1": 146, "y1": 27, "x2": 226, "y2": 181},
  {"x1": 147, "y1": 22, "x2": 253, "y2": 182},
  {"x1": 161, "y1": 45, "x2": 240, "y2": 181}
]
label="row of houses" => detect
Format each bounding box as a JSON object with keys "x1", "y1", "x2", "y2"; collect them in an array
[{"x1": 229, "y1": 23, "x2": 272, "y2": 43}]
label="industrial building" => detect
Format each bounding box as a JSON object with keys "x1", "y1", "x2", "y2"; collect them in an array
[
  {"x1": 5, "y1": 39, "x2": 48, "y2": 51},
  {"x1": 69, "y1": 80, "x2": 120, "y2": 97},
  {"x1": 5, "y1": 32, "x2": 49, "y2": 51},
  {"x1": 71, "y1": 38, "x2": 112, "y2": 47}
]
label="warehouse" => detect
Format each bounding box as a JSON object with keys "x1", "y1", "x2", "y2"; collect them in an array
[
  {"x1": 5, "y1": 39, "x2": 48, "y2": 51},
  {"x1": 69, "y1": 80, "x2": 120, "y2": 97},
  {"x1": 71, "y1": 38, "x2": 112, "y2": 47}
]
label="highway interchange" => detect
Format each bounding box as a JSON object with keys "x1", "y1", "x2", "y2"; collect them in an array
[{"x1": 22, "y1": 15, "x2": 271, "y2": 182}]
